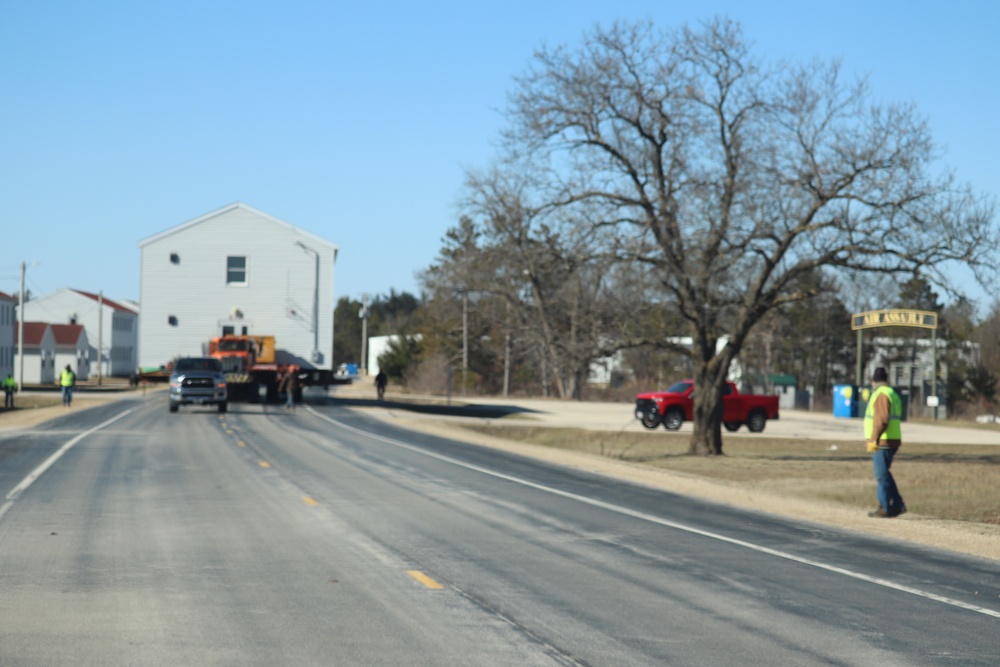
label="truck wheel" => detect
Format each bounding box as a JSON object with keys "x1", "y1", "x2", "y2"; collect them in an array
[
  {"x1": 724, "y1": 421, "x2": 741, "y2": 432},
  {"x1": 662, "y1": 407, "x2": 684, "y2": 431},
  {"x1": 640, "y1": 410, "x2": 661, "y2": 429},
  {"x1": 169, "y1": 404, "x2": 179, "y2": 413},
  {"x1": 218, "y1": 402, "x2": 228, "y2": 414},
  {"x1": 747, "y1": 410, "x2": 767, "y2": 433}
]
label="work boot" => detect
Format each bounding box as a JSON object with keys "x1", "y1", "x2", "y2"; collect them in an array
[{"x1": 867, "y1": 508, "x2": 897, "y2": 518}]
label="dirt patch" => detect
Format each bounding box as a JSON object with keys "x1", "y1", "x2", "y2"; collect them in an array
[{"x1": 382, "y1": 414, "x2": 1000, "y2": 562}]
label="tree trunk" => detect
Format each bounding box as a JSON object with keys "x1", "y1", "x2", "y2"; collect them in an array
[{"x1": 687, "y1": 347, "x2": 731, "y2": 456}]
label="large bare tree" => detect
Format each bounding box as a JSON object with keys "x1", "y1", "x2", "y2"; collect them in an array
[{"x1": 505, "y1": 18, "x2": 998, "y2": 454}]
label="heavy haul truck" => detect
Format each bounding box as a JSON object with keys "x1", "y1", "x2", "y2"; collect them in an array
[{"x1": 208, "y1": 334, "x2": 342, "y2": 403}]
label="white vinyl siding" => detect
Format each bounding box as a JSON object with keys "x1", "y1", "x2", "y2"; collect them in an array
[
  {"x1": 18, "y1": 289, "x2": 138, "y2": 378},
  {"x1": 138, "y1": 204, "x2": 337, "y2": 370}
]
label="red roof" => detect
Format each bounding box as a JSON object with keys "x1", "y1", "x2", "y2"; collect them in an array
[
  {"x1": 0, "y1": 291, "x2": 14, "y2": 301},
  {"x1": 71, "y1": 289, "x2": 136, "y2": 314},
  {"x1": 50, "y1": 323, "x2": 85, "y2": 346},
  {"x1": 14, "y1": 322, "x2": 50, "y2": 346}
]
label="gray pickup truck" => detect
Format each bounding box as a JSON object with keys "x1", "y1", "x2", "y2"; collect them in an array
[{"x1": 168, "y1": 357, "x2": 228, "y2": 413}]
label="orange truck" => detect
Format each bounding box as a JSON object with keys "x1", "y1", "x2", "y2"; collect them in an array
[{"x1": 208, "y1": 334, "x2": 315, "y2": 403}]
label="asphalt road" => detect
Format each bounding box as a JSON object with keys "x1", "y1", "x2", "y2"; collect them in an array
[{"x1": 0, "y1": 394, "x2": 998, "y2": 665}]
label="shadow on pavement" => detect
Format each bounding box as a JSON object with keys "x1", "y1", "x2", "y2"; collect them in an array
[{"x1": 322, "y1": 395, "x2": 543, "y2": 420}]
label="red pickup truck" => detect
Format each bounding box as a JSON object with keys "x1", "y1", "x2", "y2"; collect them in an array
[{"x1": 635, "y1": 379, "x2": 780, "y2": 433}]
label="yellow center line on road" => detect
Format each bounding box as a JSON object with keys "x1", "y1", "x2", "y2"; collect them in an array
[
  {"x1": 258, "y1": 461, "x2": 271, "y2": 468},
  {"x1": 407, "y1": 571, "x2": 444, "y2": 589},
  {"x1": 237, "y1": 440, "x2": 246, "y2": 447},
  {"x1": 303, "y1": 497, "x2": 318, "y2": 506}
]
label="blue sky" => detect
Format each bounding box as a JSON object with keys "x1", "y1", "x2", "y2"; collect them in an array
[{"x1": 2, "y1": 1, "x2": 997, "y2": 314}]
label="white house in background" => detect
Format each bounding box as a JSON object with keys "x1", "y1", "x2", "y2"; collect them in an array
[
  {"x1": 137, "y1": 203, "x2": 337, "y2": 370},
  {"x1": 20, "y1": 288, "x2": 138, "y2": 378},
  {"x1": 14, "y1": 322, "x2": 56, "y2": 384},
  {"x1": 50, "y1": 323, "x2": 89, "y2": 380},
  {"x1": 0, "y1": 291, "x2": 15, "y2": 381}
]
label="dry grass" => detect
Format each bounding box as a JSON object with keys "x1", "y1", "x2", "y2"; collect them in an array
[
  {"x1": 1, "y1": 395, "x2": 64, "y2": 411},
  {"x1": 458, "y1": 424, "x2": 1000, "y2": 525}
]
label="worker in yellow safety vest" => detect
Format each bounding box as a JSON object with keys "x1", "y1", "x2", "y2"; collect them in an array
[
  {"x1": 60, "y1": 365, "x2": 76, "y2": 407},
  {"x1": 2, "y1": 373, "x2": 16, "y2": 409},
  {"x1": 863, "y1": 367, "x2": 906, "y2": 518}
]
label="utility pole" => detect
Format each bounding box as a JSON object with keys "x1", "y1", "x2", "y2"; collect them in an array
[
  {"x1": 359, "y1": 294, "x2": 369, "y2": 376},
  {"x1": 462, "y1": 290, "x2": 468, "y2": 396},
  {"x1": 17, "y1": 262, "x2": 24, "y2": 394},
  {"x1": 97, "y1": 290, "x2": 103, "y2": 386}
]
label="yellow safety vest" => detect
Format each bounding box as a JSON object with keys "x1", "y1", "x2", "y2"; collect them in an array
[
  {"x1": 60, "y1": 369, "x2": 75, "y2": 387},
  {"x1": 864, "y1": 384, "x2": 902, "y2": 441}
]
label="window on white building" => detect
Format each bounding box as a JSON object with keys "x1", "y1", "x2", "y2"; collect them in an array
[{"x1": 227, "y1": 256, "x2": 248, "y2": 285}]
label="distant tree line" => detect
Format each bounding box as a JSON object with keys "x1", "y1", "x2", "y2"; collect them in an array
[{"x1": 333, "y1": 272, "x2": 999, "y2": 419}]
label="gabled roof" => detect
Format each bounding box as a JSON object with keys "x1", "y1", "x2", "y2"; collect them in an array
[
  {"x1": 0, "y1": 291, "x2": 14, "y2": 302},
  {"x1": 136, "y1": 202, "x2": 338, "y2": 252},
  {"x1": 50, "y1": 323, "x2": 86, "y2": 346},
  {"x1": 70, "y1": 289, "x2": 137, "y2": 314},
  {"x1": 14, "y1": 322, "x2": 51, "y2": 346}
]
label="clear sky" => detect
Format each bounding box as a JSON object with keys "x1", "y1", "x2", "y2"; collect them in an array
[{"x1": 2, "y1": 1, "x2": 997, "y2": 314}]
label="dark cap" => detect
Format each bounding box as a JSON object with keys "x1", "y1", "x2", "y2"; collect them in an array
[{"x1": 872, "y1": 367, "x2": 888, "y2": 382}]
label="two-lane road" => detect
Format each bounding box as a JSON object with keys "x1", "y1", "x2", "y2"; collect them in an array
[{"x1": 0, "y1": 396, "x2": 997, "y2": 665}]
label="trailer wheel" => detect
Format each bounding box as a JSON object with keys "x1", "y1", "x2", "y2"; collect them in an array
[
  {"x1": 746, "y1": 410, "x2": 767, "y2": 433},
  {"x1": 266, "y1": 382, "x2": 279, "y2": 404},
  {"x1": 218, "y1": 402, "x2": 228, "y2": 414}
]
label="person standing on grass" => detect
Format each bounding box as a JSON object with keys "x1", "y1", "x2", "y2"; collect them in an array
[
  {"x1": 2, "y1": 373, "x2": 16, "y2": 409},
  {"x1": 864, "y1": 367, "x2": 907, "y2": 518},
  {"x1": 60, "y1": 365, "x2": 76, "y2": 407}
]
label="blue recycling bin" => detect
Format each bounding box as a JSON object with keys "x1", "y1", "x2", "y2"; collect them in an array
[{"x1": 833, "y1": 384, "x2": 859, "y2": 418}]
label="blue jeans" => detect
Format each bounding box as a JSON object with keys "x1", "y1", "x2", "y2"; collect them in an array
[
  {"x1": 61, "y1": 385, "x2": 73, "y2": 406},
  {"x1": 873, "y1": 447, "x2": 905, "y2": 514},
  {"x1": 285, "y1": 389, "x2": 295, "y2": 409}
]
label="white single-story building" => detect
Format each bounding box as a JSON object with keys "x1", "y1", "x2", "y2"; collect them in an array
[
  {"x1": 14, "y1": 322, "x2": 57, "y2": 384},
  {"x1": 137, "y1": 203, "x2": 338, "y2": 370},
  {"x1": 20, "y1": 288, "x2": 138, "y2": 378},
  {"x1": 50, "y1": 323, "x2": 90, "y2": 381}
]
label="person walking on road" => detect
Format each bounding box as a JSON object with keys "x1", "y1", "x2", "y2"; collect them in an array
[
  {"x1": 60, "y1": 365, "x2": 76, "y2": 407},
  {"x1": 279, "y1": 369, "x2": 299, "y2": 410},
  {"x1": 864, "y1": 367, "x2": 907, "y2": 518},
  {"x1": 375, "y1": 368, "x2": 387, "y2": 401},
  {"x1": 2, "y1": 373, "x2": 16, "y2": 409}
]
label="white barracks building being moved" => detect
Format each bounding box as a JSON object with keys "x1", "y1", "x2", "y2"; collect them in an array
[{"x1": 138, "y1": 203, "x2": 337, "y2": 371}]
